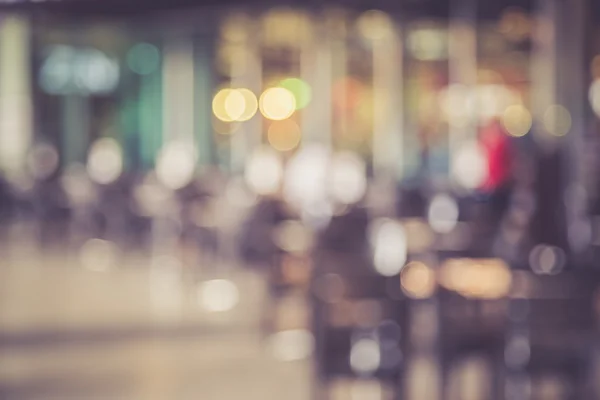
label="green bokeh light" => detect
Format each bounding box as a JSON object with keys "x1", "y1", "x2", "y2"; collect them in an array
[
  {"x1": 279, "y1": 77, "x2": 312, "y2": 110},
  {"x1": 127, "y1": 43, "x2": 160, "y2": 76}
]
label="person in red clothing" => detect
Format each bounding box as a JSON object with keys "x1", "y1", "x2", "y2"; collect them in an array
[
  {"x1": 477, "y1": 117, "x2": 514, "y2": 236},
  {"x1": 480, "y1": 117, "x2": 513, "y2": 193}
]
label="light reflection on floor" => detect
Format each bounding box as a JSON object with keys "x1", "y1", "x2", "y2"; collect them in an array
[{"x1": 0, "y1": 244, "x2": 311, "y2": 400}]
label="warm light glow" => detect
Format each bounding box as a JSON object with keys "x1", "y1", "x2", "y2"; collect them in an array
[
  {"x1": 213, "y1": 88, "x2": 258, "y2": 122},
  {"x1": 274, "y1": 220, "x2": 314, "y2": 255},
  {"x1": 408, "y1": 28, "x2": 447, "y2": 61},
  {"x1": 267, "y1": 329, "x2": 314, "y2": 362},
  {"x1": 280, "y1": 77, "x2": 311, "y2": 109},
  {"x1": 87, "y1": 137, "x2": 123, "y2": 185},
  {"x1": 370, "y1": 219, "x2": 407, "y2": 277},
  {"x1": 502, "y1": 105, "x2": 532, "y2": 137},
  {"x1": 589, "y1": 79, "x2": 600, "y2": 118},
  {"x1": 156, "y1": 141, "x2": 196, "y2": 190},
  {"x1": 328, "y1": 151, "x2": 367, "y2": 205},
  {"x1": 224, "y1": 89, "x2": 246, "y2": 121},
  {"x1": 543, "y1": 105, "x2": 571, "y2": 136},
  {"x1": 198, "y1": 279, "x2": 239, "y2": 312},
  {"x1": 267, "y1": 119, "x2": 301, "y2": 151},
  {"x1": 245, "y1": 147, "x2": 283, "y2": 195},
  {"x1": 452, "y1": 142, "x2": 487, "y2": 189},
  {"x1": 404, "y1": 219, "x2": 434, "y2": 253},
  {"x1": 213, "y1": 88, "x2": 235, "y2": 122},
  {"x1": 350, "y1": 338, "x2": 381, "y2": 374},
  {"x1": 259, "y1": 87, "x2": 296, "y2": 120},
  {"x1": 439, "y1": 84, "x2": 474, "y2": 127},
  {"x1": 439, "y1": 258, "x2": 512, "y2": 299},
  {"x1": 357, "y1": 10, "x2": 394, "y2": 41},
  {"x1": 401, "y1": 261, "x2": 436, "y2": 299},
  {"x1": 283, "y1": 144, "x2": 330, "y2": 209},
  {"x1": 235, "y1": 88, "x2": 258, "y2": 121}
]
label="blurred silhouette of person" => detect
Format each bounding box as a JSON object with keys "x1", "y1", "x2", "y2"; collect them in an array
[{"x1": 479, "y1": 117, "x2": 514, "y2": 225}]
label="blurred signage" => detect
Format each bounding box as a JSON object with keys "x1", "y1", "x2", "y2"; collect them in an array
[{"x1": 39, "y1": 45, "x2": 119, "y2": 95}]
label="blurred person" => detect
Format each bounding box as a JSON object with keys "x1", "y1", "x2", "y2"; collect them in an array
[{"x1": 478, "y1": 117, "x2": 514, "y2": 224}]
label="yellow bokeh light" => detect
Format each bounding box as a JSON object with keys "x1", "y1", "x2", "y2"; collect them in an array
[
  {"x1": 213, "y1": 88, "x2": 235, "y2": 122},
  {"x1": 439, "y1": 258, "x2": 512, "y2": 300},
  {"x1": 401, "y1": 262, "x2": 436, "y2": 299},
  {"x1": 268, "y1": 119, "x2": 301, "y2": 151},
  {"x1": 224, "y1": 89, "x2": 246, "y2": 121},
  {"x1": 357, "y1": 10, "x2": 394, "y2": 41},
  {"x1": 213, "y1": 88, "x2": 258, "y2": 122},
  {"x1": 236, "y1": 88, "x2": 258, "y2": 121},
  {"x1": 502, "y1": 104, "x2": 532, "y2": 137},
  {"x1": 260, "y1": 87, "x2": 296, "y2": 121},
  {"x1": 543, "y1": 104, "x2": 571, "y2": 137}
]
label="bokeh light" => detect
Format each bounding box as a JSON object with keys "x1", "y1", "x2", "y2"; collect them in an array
[
  {"x1": 156, "y1": 141, "x2": 197, "y2": 190},
  {"x1": 357, "y1": 10, "x2": 394, "y2": 41},
  {"x1": 267, "y1": 329, "x2": 315, "y2": 362},
  {"x1": 259, "y1": 87, "x2": 296, "y2": 120},
  {"x1": 350, "y1": 338, "x2": 380, "y2": 374},
  {"x1": 198, "y1": 279, "x2": 239, "y2": 312},
  {"x1": 543, "y1": 104, "x2": 571, "y2": 136},
  {"x1": 408, "y1": 27, "x2": 447, "y2": 61},
  {"x1": 439, "y1": 84, "x2": 474, "y2": 127},
  {"x1": 274, "y1": 220, "x2": 314, "y2": 255},
  {"x1": 245, "y1": 147, "x2": 283, "y2": 195},
  {"x1": 439, "y1": 258, "x2": 512, "y2": 299},
  {"x1": 452, "y1": 142, "x2": 487, "y2": 189},
  {"x1": 279, "y1": 78, "x2": 312, "y2": 109},
  {"x1": 267, "y1": 119, "x2": 302, "y2": 151},
  {"x1": 328, "y1": 151, "x2": 367, "y2": 205},
  {"x1": 213, "y1": 88, "x2": 259, "y2": 122},
  {"x1": 528, "y1": 244, "x2": 565, "y2": 275},
  {"x1": 87, "y1": 137, "x2": 123, "y2": 185},
  {"x1": 224, "y1": 89, "x2": 246, "y2": 121},
  {"x1": 235, "y1": 88, "x2": 259, "y2": 121},
  {"x1": 370, "y1": 219, "x2": 407, "y2": 277},
  {"x1": 502, "y1": 104, "x2": 532, "y2": 137},
  {"x1": 127, "y1": 43, "x2": 160, "y2": 75},
  {"x1": 428, "y1": 194, "x2": 459, "y2": 234},
  {"x1": 283, "y1": 144, "x2": 330, "y2": 209},
  {"x1": 213, "y1": 88, "x2": 235, "y2": 122},
  {"x1": 401, "y1": 261, "x2": 436, "y2": 299},
  {"x1": 589, "y1": 79, "x2": 600, "y2": 118}
]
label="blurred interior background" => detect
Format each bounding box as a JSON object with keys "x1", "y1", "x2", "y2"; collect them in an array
[{"x1": 0, "y1": 0, "x2": 600, "y2": 399}]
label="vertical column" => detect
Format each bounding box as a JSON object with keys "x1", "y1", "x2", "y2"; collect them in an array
[
  {"x1": 0, "y1": 15, "x2": 32, "y2": 174},
  {"x1": 162, "y1": 38, "x2": 195, "y2": 149},
  {"x1": 229, "y1": 16, "x2": 262, "y2": 173},
  {"x1": 195, "y1": 36, "x2": 215, "y2": 168},
  {"x1": 558, "y1": 0, "x2": 588, "y2": 252},
  {"x1": 139, "y1": 56, "x2": 163, "y2": 168},
  {"x1": 448, "y1": 0, "x2": 477, "y2": 162},
  {"x1": 531, "y1": 0, "x2": 558, "y2": 147},
  {"x1": 303, "y1": 16, "x2": 333, "y2": 148},
  {"x1": 372, "y1": 16, "x2": 404, "y2": 182},
  {"x1": 61, "y1": 95, "x2": 89, "y2": 166}
]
